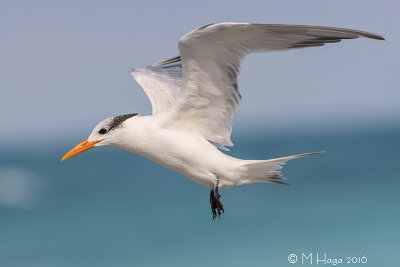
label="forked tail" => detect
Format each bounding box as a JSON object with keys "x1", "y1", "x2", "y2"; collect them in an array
[{"x1": 233, "y1": 152, "x2": 323, "y2": 186}]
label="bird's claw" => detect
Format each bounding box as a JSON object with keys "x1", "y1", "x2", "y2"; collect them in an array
[{"x1": 210, "y1": 189, "x2": 224, "y2": 220}]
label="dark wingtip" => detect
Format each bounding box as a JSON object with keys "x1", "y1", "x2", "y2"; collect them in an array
[
  {"x1": 295, "y1": 151, "x2": 326, "y2": 158},
  {"x1": 198, "y1": 23, "x2": 216, "y2": 30},
  {"x1": 153, "y1": 56, "x2": 181, "y2": 67},
  {"x1": 270, "y1": 180, "x2": 290, "y2": 186},
  {"x1": 366, "y1": 33, "x2": 385, "y2": 40}
]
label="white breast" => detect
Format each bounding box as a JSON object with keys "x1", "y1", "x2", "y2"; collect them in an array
[{"x1": 116, "y1": 116, "x2": 240, "y2": 187}]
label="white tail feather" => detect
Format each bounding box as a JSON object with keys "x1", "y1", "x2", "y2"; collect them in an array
[{"x1": 233, "y1": 152, "x2": 323, "y2": 186}]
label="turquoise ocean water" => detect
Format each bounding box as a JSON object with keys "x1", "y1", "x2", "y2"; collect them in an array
[{"x1": 0, "y1": 128, "x2": 399, "y2": 266}]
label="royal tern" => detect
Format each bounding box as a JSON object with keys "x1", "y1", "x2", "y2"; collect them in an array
[{"x1": 62, "y1": 23, "x2": 383, "y2": 219}]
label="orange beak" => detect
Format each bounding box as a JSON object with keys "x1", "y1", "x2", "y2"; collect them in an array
[{"x1": 61, "y1": 138, "x2": 103, "y2": 161}]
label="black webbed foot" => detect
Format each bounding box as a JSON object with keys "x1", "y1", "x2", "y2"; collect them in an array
[{"x1": 210, "y1": 183, "x2": 224, "y2": 220}]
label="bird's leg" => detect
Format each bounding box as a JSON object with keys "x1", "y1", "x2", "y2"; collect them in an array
[
  {"x1": 210, "y1": 190, "x2": 217, "y2": 219},
  {"x1": 210, "y1": 178, "x2": 224, "y2": 220}
]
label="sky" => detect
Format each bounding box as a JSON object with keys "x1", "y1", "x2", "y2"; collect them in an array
[{"x1": 0, "y1": 0, "x2": 399, "y2": 147}]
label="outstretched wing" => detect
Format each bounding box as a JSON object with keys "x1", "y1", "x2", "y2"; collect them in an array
[
  {"x1": 130, "y1": 56, "x2": 182, "y2": 115},
  {"x1": 165, "y1": 23, "x2": 383, "y2": 149}
]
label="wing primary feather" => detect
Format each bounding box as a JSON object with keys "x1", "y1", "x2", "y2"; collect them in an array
[
  {"x1": 291, "y1": 43, "x2": 325, "y2": 49},
  {"x1": 269, "y1": 180, "x2": 290, "y2": 185},
  {"x1": 260, "y1": 24, "x2": 385, "y2": 40},
  {"x1": 153, "y1": 56, "x2": 181, "y2": 66},
  {"x1": 197, "y1": 23, "x2": 216, "y2": 30}
]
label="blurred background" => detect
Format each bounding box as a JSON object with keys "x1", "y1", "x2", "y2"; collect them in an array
[{"x1": 0, "y1": 0, "x2": 399, "y2": 266}]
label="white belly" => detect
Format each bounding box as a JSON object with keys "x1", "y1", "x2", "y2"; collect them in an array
[{"x1": 116, "y1": 119, "x2": 239, "y2": 188}]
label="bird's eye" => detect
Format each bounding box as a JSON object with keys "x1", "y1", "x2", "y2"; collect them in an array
[{"x1": 98, "y1": 128, "x2": 107, "y2": 135}]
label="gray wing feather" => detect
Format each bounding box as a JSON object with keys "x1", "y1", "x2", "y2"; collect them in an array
[
  {"x1": 130, "y1": 57, "x2": 182, "y2": 115},
  {"x1": 165, "y1": 23, "x2": 383, "y2": 148}
]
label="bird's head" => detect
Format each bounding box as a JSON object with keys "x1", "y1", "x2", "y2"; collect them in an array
[{"x1": 61, "y1": 113, "x2": 138, "y2": 161}]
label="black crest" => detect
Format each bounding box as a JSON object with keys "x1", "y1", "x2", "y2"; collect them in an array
[{"x1": 108, "y1": 113, "x2": 138, "y2": 131}]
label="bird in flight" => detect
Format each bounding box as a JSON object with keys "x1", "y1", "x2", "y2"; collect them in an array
[{"x1": 62, "y1": 23, "x2": 383, "y2": 219}]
